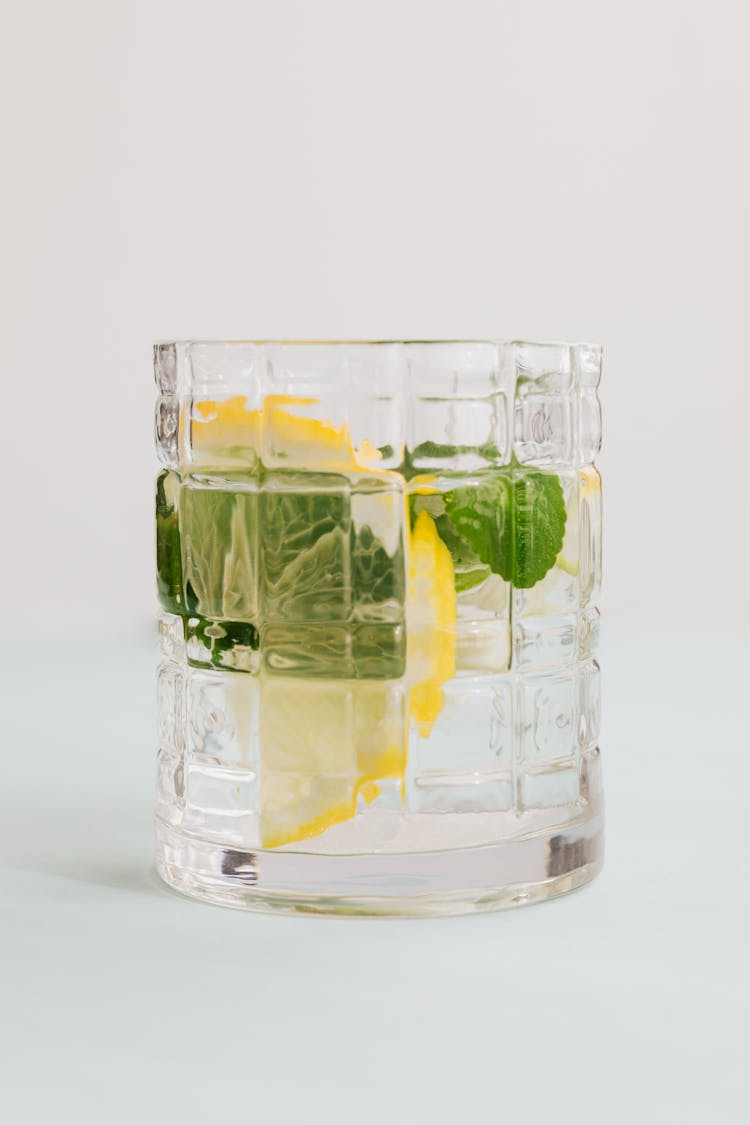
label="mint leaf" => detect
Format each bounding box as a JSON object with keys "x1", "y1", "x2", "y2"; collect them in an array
[
  {"x1": 181, "y1": 486, "x2": 258, "y2": 621},
  {"x1": 507, "y1": 468, "x2": 567, "y2": 588},
  {"x1": 454, "y1": 565, "x2": 491, "y2": 594},
  {"x1": 262, "y1": 485, "x2": 349, "y2": 622},
  {"x1": 443, "y1": 468, "x2": 566, "y2": 589},
  {"x1": 185, "y1": 615, "x2": 259, "y2": 672},
  {"x1": 442, "y1": 475, "x2": 512, "y2": 579},
  {"x1": 156, "y1": 471, "x2": 185, "y2": 613},
  {"x1": 352, "y1": 522, "x2": 405, "y2": 609}
]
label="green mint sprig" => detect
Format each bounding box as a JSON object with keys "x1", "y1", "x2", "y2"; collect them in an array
[{"x1": 410, "y1": 465, "x2": 566, "y2": 591}]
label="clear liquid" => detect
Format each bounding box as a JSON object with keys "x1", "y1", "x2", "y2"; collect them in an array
[{"x1": 156, "y1": 463, "x2": 602, "y2": 859}]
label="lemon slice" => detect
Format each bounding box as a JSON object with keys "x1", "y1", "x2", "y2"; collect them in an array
[
  {"x1": 579, "y1": 466, "x2": 601, "y2": 495},
  {"x1": 189, "y1": 396, "x2": 262, "y2": 464},
  {"x1": 259, "y1": 507, "x2": 457, "y2": 846},
  {"x1": 259, "y1": 678, "x2": 406, "y2": 848},
  {"x1": 407, "y1": 509, "x2": 456, "y2": 737},
  {"x1": 189, "y1": 395, "x2": 381, "y2": 473},
  {"x1": 556, "y1": 468, "x2": 601, "y2": 576}
]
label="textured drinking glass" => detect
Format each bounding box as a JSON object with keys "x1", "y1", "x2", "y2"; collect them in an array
[{"x1": 154, "y1": 340, "x2": 603, "y2": 915}]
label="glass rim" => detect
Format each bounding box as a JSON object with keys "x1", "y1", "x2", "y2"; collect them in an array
[{"x1": 154, "y1": 338, "x2": 602, "y2": 350}]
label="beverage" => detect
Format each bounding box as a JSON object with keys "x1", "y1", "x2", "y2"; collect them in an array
[{"x1": 154, "y1": 341, "x2": 603, "y2": 914}]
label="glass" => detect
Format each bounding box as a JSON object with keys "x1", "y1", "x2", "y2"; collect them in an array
[{"x1": 153, "y1": 340, "x2": 603, "y2": 915}]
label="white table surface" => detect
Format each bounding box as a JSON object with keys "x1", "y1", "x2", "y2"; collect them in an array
[{"x1": 1, "y1": 626, "x2": 747, "y2": 1124}]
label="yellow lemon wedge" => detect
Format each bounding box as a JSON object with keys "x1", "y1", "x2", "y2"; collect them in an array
[
  {"x1": 258, "y1": 506, "x2": 459, "y2": 847},
  {"x1": 556, "y1": 467, "x2": 602, "y2": 577},
  {"x1": 189, "y1": 396, "x2": 262, "y2": 463},
  {"x1": 407, "y1": 509, "x2": 456, "y2": 738},
  {"x1": 188, "y1": 395, "x2": 382, "y2": 473},
  {"x1": 259, "y1": 679, "x2": 406, "y2": 848},
  {"x1": 579, "y1": 466, "x2": 601, "y2": 496}
]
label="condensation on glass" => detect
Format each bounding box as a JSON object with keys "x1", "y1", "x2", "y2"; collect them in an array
[{"x1": 154, "y1": 340, "x2": 603, "y2": 915}]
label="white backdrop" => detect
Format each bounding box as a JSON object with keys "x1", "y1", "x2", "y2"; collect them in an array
[
  {"x1": 2, "y1": 0, "x2": 749, "y2": 637},
  {"x1": 2, "y1": 5, "x2": 749, "y2": 1122}
]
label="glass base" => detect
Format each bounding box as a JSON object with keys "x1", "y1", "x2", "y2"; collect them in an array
[{"x1": 155, "y1": 804, "x2": 603, "y2": 917}]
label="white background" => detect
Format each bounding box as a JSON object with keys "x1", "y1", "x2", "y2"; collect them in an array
[
  {"x1": 2, "y1": 0, "x2": 749, "y2": 637},
  {"x1": 1, "y1": 2, "x2": 748, "y2": 1122}
]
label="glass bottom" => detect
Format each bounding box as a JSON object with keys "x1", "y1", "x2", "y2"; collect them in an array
[{"x1": 155, "y1": 803, "x2": 603, "y2": 917}]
